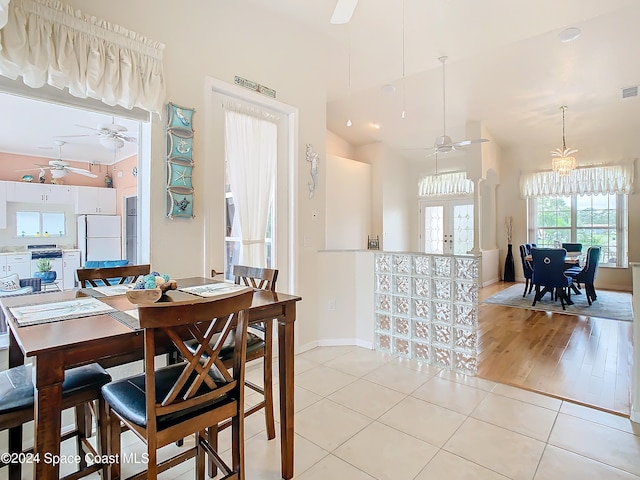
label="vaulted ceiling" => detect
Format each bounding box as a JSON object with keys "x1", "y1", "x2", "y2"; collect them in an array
[
  {"x1": 250, "y1": 0, "x2": 640, "y2": 164},
  {"x1": 1, "y1": 0, "x2": 638, "y2": 168}
]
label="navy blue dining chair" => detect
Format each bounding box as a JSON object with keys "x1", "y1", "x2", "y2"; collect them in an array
[
  {"x1": 519, "y1": 244, "x2": 534, "y2": 297},
  {"x1": 561, "y1": 242, "x2": 582, "y2": 253},
  {"x1": 566, "y1": 246, "x2": 601, "y2": 305},
  {"x1": 530, "y1": 248, "x2": 574, "y2": 310}
]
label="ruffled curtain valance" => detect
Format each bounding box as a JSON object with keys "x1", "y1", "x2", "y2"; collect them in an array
[
  {"x1": 0, "y1": 0, "x2": 165, "y2": 113},
  {"x1": 519, "y1": 164, "x2": 634, "y2": 198},
  {"x1": 0, "y1": 0, "x2": 9, "y2": 30},
  {"x1": 418, "y1": 171, "x2": 474, "y2": 197}
]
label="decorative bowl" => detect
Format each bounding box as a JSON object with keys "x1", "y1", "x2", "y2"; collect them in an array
[
  {"x1": 126, "y1": 288, "x2": 162, "y2": 304},
  {"x1": 126, "y1": 280, "x2": 178, "y2": 304}
]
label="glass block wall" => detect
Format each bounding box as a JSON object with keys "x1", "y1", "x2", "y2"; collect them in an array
[{"x1": 374, "y1": 253, "x2": 480, "y2": 375}]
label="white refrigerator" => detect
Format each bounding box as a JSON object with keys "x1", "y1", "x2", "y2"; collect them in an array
[{"x1": 77, "y1": 215, "x2": 122, "y2": 263}]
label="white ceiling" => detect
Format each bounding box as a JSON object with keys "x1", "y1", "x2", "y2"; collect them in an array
[
  {"x1": 0, "y1": 92, "x2": 139, "y2": 165},
  {"x1": 249, "y1": 0, "x2": 640, "y2": 164},
  {"x1": 1, "y1": 0, "x2": 639, "y2": 169}
]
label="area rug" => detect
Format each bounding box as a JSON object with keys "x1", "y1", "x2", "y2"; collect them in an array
[{"x1": 482, "y1": 284, "x2": 633, "y2": 322}]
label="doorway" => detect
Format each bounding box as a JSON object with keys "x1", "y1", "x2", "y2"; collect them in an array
[{"x1": 419, "y1": 198, "x2": 474, "y2": 254}]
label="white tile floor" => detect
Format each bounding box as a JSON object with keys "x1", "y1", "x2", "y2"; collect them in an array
[{"x1": 4, "y1": 345, "x2": 640, "y2": 479}]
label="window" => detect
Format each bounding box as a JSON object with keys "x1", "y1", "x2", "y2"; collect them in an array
[
  {"x1": 528, "y1": 194, "x2": 627, "y2": 267},
  {"x1": 16, "y1": 211, "x2": 66, "y2": 237}
]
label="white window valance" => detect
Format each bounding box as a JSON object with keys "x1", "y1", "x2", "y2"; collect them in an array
[
  {"x1": 0, "y1": 0, "x2": 9, "y2": 31},
  {"x1": 0, "y1": 0, "x2": 165, "y2": 113},
  {"x1": 519, "y1": 164, "x2": 634, "y2": 198},
  {"x1": 418, "y1": 171, "x2": 474, "y2": 197}
]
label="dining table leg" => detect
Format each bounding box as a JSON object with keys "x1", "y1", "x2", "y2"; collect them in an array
[
  {"x1": 32, "y1": 352, "x2": 64, "y2": 479},
  {"x1": 277, "y1": 307, "x2": 295, "y2": 480}
]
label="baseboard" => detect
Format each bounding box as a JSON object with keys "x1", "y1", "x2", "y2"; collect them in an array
[
  {"x1": 317, "y1": 338, "x2": 374, "y2": 349},
  {"x1": 482, "y1": 277, "x2": 500, "y2": 287}
]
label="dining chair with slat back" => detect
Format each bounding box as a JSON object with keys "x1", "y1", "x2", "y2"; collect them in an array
[
  {"x1": 232, "y1": 265, "x2": 277, "y2": 433},
  {"x1": 101, "y1": 288, "x2": 254, "y2": 480},
  {"x1": 76, "y1": 264, "x2": 151, "y2": 287}
]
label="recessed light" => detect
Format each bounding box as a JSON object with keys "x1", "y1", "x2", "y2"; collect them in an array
[
  {"x1": 559, "y1": 27, "x2": 581, "y2": 43},
  {"x1": 381, "y1": 84, "x2": 396, "y2": 94},
  {"x1": 346, "y1": 119, "x2": 353, "y2": 127},
  {"x1": 372, "y1": 122, "x2": 381, "y2": 129}
]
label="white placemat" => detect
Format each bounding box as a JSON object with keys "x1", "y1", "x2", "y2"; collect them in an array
[
  {"x1": 92, "y1": 284, "x2": 133, "y2": 296},
  {"x1": 10, "y1": 297, "x2": 116, "y2": 327},
  {"x1": 179, "y1": 283, "x2": 247, "y2": 297}
]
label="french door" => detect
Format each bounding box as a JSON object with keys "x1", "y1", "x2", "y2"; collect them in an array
[{"x1": 419, "y1": 199, "x2": 474, "y2": 255}]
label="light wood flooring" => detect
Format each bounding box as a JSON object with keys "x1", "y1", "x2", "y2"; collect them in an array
[{"x1": 478, "y1": 282, "x2": 633, "y2": 416}]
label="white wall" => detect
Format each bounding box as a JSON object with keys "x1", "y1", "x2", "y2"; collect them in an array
[
  {"x1": 356, "y1": 143, "x2": 412, "y2": 252},
  {"x1": 316, "y1": 250, "x2": 374, "y2": 347},
  {"x1": 325, "y1": 155, "x2": 371, "y2": 250},
  {"x1": 327, "y1": 130, "x2": 356, "y2": 159},
  {"x1": 61, "y1": 0, "x2": 330, "y2": 351}
]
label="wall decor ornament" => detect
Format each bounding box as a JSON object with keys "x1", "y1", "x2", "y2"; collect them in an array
[
  {"x1": 166, "y1": 102, "x2": 195, "y2": 219},
  {"x1": 306, "y1": 143, "x2": 318, "y2": 199},
  {"x1": 167, "y1": 103, "x2": 195, "y2": 133}
]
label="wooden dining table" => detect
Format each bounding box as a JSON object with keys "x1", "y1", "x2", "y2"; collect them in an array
[{"x1": 1, "y1": 277, "x2": 301, "y2": 479}]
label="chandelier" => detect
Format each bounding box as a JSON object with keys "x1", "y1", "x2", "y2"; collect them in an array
[{"x1": 551, "y1": 105, "x2": 577, "y2": 176}]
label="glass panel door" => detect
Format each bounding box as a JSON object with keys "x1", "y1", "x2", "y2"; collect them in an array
[
  {"x1": 452, "y1": 203, "x2": 474, "y2": 254},
  {"x1": 420, "y1": 200, "x2": 473, "y2": 254},
  {"x1": 422, "y1": 205, "x2": 444, "y2": 254}
]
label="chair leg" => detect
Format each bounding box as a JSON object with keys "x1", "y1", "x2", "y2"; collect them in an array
[
  {"x1": 532, "y1": 285, "x2": 540, "y2": 306},
  {"x1": 527, "y1": 281, "x2": 534, "y2": 294},
  {"x1": 263, "y1": 320, "x2": 276, "y2": 440},
  {"x1": 8, "y1": 425, "x2": 22, "y2": 480},
  {"x1": 196, "y1": 431, "x2": 206, "y2": 480},
  {"x1": 231, "y1": 413, "x2": 245, "y2": 480},
  {"x1": 74, "y1": 404, "x2": 89, "y2": 471},
  {"x1": 107, "y1": 406, "x2": 122, "y2": 480},
  {"x1": 98, "y1": 397, "x2": 110, "y2": 479},
  {"x1": 522, "y1": 279, "x2": 529, "y2": 297},
  {"x1": 207, "y1": 424, "x2": 218, "y2": 478},
  {"x1": 147, "y1": 444, "x2": 158, "y2": 480}
]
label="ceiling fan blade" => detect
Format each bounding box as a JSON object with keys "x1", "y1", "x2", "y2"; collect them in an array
[
  {"x1": 65, "y1": 166, "x2": 98, "y2": 178},
  {"x1": 120, "y1": 135, "x2": 137, "y2": 143},
  {"x1": 54, "y1": 135, "x2": 94, "y2": 139},
  {"x1": 75, "y1": 124, "x2": 100, "y2": 132},
  {"x1": 330, "y1": 0, "x2": 358, "y2": 24},
  {"x1": 452, "y1": 138, "x2": 489, "y2": 148}
]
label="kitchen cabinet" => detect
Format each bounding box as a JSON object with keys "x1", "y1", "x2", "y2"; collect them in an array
[
  {"x1": 10, "y1": 182, "x2": 74, "y2": 205},
  {"x1": 75, "y1": 186, "x2": 117, "y2": 215},
  {"x1": 0, "y1": 253, "x2": 33, "y2": 279},
  {"x1": 62, "y1": 251, "x2": 81, "y2": 290}
]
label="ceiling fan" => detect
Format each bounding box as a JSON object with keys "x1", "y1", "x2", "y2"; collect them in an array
[
  {"x1": 34, "y1": 141, "x2": 98, "y2": 179},
  {"x1": 330, "y1": 0, "x2": 358, "y2": 24},
  {"x1": 56, "y1": 117, "x2": 136, "y2": 150},
  {"x1": 424, "y1": 56, "x2": 489, "y2": 157}
]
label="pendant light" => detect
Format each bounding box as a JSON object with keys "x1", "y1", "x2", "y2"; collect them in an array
[
  {"x1": 346, "y1": 40, "x2": 353, "y2": 127},
  {"x1": 551, "y1": 105, "x2": 578, "y2": 176},
  {"x1": 401, "y1": 0, "x2": 406, "y2": 119}
]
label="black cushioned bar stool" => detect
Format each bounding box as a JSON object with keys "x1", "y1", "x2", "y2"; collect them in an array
[{"x1": 0, "y1": 363, "x2": 111, "y2": 480}]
